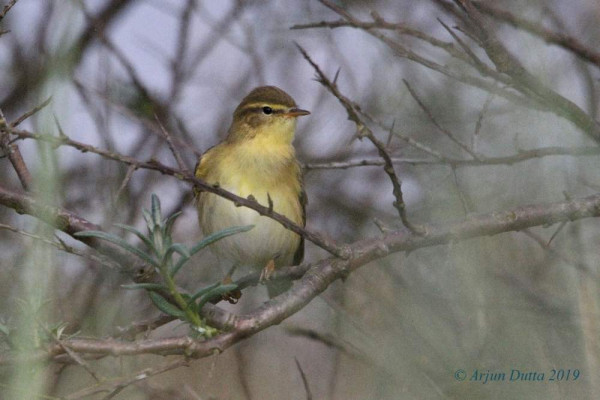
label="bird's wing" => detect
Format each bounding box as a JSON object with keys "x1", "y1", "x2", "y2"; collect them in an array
[{"x1": 193, "y1": 145, "x2": 219, "y2": 197}]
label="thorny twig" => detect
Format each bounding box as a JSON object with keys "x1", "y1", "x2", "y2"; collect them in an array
[{"x1": 297, "y1": 44, "x2": 425, "y2": 234}]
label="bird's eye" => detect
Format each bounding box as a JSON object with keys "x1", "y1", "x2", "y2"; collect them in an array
[{"x1": 262, "y1": 106, "x2": 273, "y2": 115}]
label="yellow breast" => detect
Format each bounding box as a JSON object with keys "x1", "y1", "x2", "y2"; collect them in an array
[{"x1": 195, "y1": 139, "x2": 303, "y2": 269}]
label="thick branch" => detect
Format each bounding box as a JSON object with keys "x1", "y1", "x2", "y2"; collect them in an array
[
  {"x1": 1, "y1": 189, "x2": 598, "y2": 364},
  {"x1": 6, "y1": 192, "x2": 597, "y2": 363}
]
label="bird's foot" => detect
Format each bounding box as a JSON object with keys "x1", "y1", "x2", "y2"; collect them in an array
[{"x1": 220, "y1": 274, "x2": 242, "y2": 304}]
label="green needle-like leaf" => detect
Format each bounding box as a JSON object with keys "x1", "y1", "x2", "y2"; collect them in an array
[
  {"x1": 150, "y1": 194, "x2": 162, "y2": 226},
  {"x1": 189, "y1": 225, "x2": 254, "y2": 256},
  {"x1": 164, "y1": 211, "x2": 183, "y2": 235},
  {"x1": 75, "y1": 230, "x2": 159, "y2": 268},
  {"x1": 162, "y1": 243, "x2": 190, "y2": 267},
  {"x1": 187, "y1": 282, "x2": 221, "y2": 306},
  {"x1": 196, "y1": 284, "x2": 239, "y2": 310},
  {"x1": 142, "y1": 209, "x2": 155, "y2": 232},
  {"x1": 149, "y1": 291, "x2": 186, "y2": 319},
  {"x1": 114, "y1": 223, "x2": 155, "y2": 252},
  {"x1": 121, "y1": 283, "x2": 167, "y2": 291}
]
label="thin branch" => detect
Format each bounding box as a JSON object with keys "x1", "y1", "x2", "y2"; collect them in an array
[
  {"x1": 358, "y1": 109, "x2": 450, "y2": 161},
  {"x1": 1, "y1": 109, "x2": 33, "y2": 190},
  {"x1": 113, "y1": 315, "x2": 175, "y2": 340},
  {"x1": 112, "y1": 164, "x2": 137, "y2": 206},
  {"x1": 10, "y1": 96, "x2": 52, "y2": 127},
  {"x1": 0, "y1": 0, "x2": 18, "y2": 21},
  {"x1": 154, "y1": 115, "x2": 189, "y2": 173},
  {"x1": 451, "y1": 0, "x2": 600, "y2": 142},
  {"x1": 473, "y1": 1, "x2": 600, "y2": 69},
  {"x1": 7, "y1": 128, "x2": 348, "y2": 258},
  {"x1": 310, "y1": 0, "x2": 600, "y2": 142},
  {"x1": 64, "y1": 358, "x2": 189, "y2": 400},
  {"x1": 168, "y1": 0, "x2": 195, "y2": 102},
  {"x1": 522, "y1": 229, "x2": 596, "y2": 277},
  {"x1": 302, "y1": 0, "x2": 546, "y2": 113},
  {"x1": 402, "y1": 79, "x2": 481, "y2": 160},
  {"x1": 303, "y1": 145, "x2": 600, "y2": 170},
  {"x1": 295, "y1": 358, "x2": 313, "y2": 400},
  {"x1": 0, "y1": 223, "x2": 119, "y2": 269},
  {"x1": 296, "y1": 44, "x2": 425, "y2": 235}
]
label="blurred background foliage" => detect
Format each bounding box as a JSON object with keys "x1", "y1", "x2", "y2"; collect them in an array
[{"x1": 0, "y1": 0, "x2": 599, "y2": 399}]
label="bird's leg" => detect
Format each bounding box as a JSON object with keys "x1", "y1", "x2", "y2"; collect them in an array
[
  {"x1": 221, "y1": 264, "x2": 242, "y2": 304},
  {"x1": 259, "y1": 253, "x2": 281, "y2": 283},
  {"x1": 259, "y1": 259, "x2": 276, "y2": 283},
  {"x1": 223, "y1": 264, "x2": 238, "y2": 284}
]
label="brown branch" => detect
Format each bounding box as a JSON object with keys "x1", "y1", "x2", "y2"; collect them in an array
[
  {"x1": 473, "y1": 1, "x2": 600, "y2": 69},
  {"x1": 402, "y1": 79, "x2": 480, "y2": 160},
  {"x1": 0, "y1": 185, "x2": 138, "y2": 267},
  {"x1": 76, "y1": 0, "x2": 139, "y2": 54},
  {"x1": 302, "y1": 145, "x2": 600, "y2": 170},
  {"x1": 0, "y1": 223, "x2": 118, "y2": 270},
  {"x1": 451, "y1": 0, "x2": 600, "y2": 142},
  {"x1": 7, "y1": 128, "x2": 348, "y2": 258},
  {"x1": 309, "y1": 0, "x2": 600, "y2": 142},
  {"x1": 0, "y1": 0, "x2": 18, "y2": 21},
  {"x1": 9, "y1": 96, "x2": 52, "y2": 127},
  {"x1": 154, "y1": 115, "x2": 189, "y2": 173},
  {"x1": 2, "y1": 192, "x2": 598, "y2": 363},
  {"x1": 64, "y1": 358, "x2": 189, "y2": 400},
  {"x1": 303, "y1": 0, "x2": 549, "y2": 114},
  {"x1": 296, "y1": 44, "x2": 424, "y2": 235},
  {"x1": 0, "y1": 109, "x2": 33, "y2": 190}
]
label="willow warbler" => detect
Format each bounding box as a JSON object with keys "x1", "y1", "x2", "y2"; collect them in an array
[{"x1": 194, "y1": 86, "x2": 309, "y2": 297}]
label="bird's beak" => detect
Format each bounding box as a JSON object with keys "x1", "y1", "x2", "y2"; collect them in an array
[{"x1": 284, "y1": 108, "x2": 311, "y2": 118}]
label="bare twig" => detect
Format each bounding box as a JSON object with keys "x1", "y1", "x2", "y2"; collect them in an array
[
  {"x1": 296, "y1": 44, "x2": 425, "y2": 235},
  {"x1": 303, "y1": 145, "x2": 600, "y2": 170},
  {"x1": 112, "y1": 164, "x2": 137, "y2": 206},
  {"x1": 402, "y1": 79, "x2": 480, "y2": 160},
  {"x1": 0, "y1": 223, "x2": 119, "y2": 269},
  {"x1": 450, "y1": 0, "x2": 600, "y2": 142},
  {"x1": 310, "y1": 0, "x2": 600, "y2": 141},
  {"x1": 154, "y1": 115, "x2": 189, "y2": 173},
  {"x1": 522, "y1": 230, "x2": 596, "y2": 277},
  {"x1": 451, "y1": 167, "x2": 470, "y2": 216},
  {"x1": 0, "y1": 0, "x2": 18, "y2": 21},
  {"x1": 114, "y1": 315, "x2": 175, "y2": 340},
  {"x1": 64, "y1": 358, "x2": 189, "y2": 400},
  {"x1": 303, "y1": 0, "x2": 548, "y2": 113},
  {"x1": 295, "y1": 358, "x2": 313, "y2": 400},
  {"x1": 7, "y1": 128, "x2": 348, "y2": 258},
  {"x1": 0, "y1": 109, "x2": 33, "y2": 190},
  {"x1": 169, "y1": 0, "x2": 195, "y2": 102},
  {"x1": 10, "y1": 96, "x2": 52, "y2": 127},
  {"x1": 473, "y1": 1, "x2": 600, "y2": 69}
]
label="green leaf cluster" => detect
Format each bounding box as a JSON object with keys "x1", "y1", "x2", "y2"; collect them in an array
[{"x1": 75, "y1": 194, "x2": 252, "y2": 337}]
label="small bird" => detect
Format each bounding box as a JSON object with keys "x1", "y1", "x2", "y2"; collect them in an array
[{"x1": 194, "y1": 86, "x2": 309, "y2": 297}]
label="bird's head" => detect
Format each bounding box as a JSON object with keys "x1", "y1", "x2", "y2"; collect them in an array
[{"x1": 227, "y1": 86, "x2": 310, "y2": 144}]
